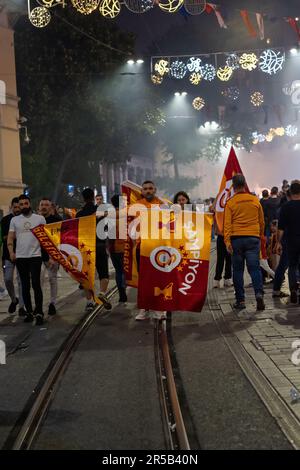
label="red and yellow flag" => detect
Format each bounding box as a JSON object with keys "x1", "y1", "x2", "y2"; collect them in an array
[
  {"x1": 137, "y1": 209, "x2": 213, "y2": 312},
  {"x1": 64, "y1": 207, "x2": 77, "y2": 219},
  {"x1": 121, "y1": 180, "x2": 170, "y2": 288},
  {"x1": 215, "y1": 146, "x2": 249, "y2": 234},
  {"x1": 32, "y1": 215, "x2": 96, "y2": 297}
]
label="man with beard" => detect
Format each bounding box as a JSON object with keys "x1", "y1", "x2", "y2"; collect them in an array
[
  {"x1": 7, "y1": 195, "x2": 46, "y2": 325},
  {"x1": 1, "y1": 197, "x2": 25, "y2": 315},
  {"x1": 39, "y1": 197, "x2": 62, "y2": 316}
]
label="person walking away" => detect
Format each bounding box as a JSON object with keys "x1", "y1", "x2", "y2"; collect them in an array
[
  {"x1": 224, "y1": 174, "x2": 265, "y2": 311},
  {"x1": 108, "y1": 195, "x2": 127, "y2": 303},
  {"x1": 7, "y1": 195, "x2": 46, "y2": 325},
  {"x1": 260, "y1": 189, "x2": 269, "y2": 236},
  {"x1": 277, "y1": 181, "x2": 300, "y2": 304},
  {"x1": 265, "y1": 187, "x2": 281, "y2": 234},
  {"x1": 39, "y1": 197, "x2": 62, "y2": 316},
  {"x1": 1, "y1": 197, "x2": 26, "y2": 315}
]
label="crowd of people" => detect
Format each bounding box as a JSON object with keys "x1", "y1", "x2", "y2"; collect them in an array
[
  {"x1": 0, "y1": 177, "x2": 299, "y2": 325},
  {"x1": 212, "y1": 177, "x2": 300, "y2": 311}
]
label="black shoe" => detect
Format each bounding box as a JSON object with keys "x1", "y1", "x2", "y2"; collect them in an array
[
  {"x1": 119, "y1": 289, "x2": 127, "y2": 303},
  {"x1": 18, "y1": 307, "x2": 27, "y2": 317},
  {"x1": 291, "y1": 291, "x2": 298, "y2": 304},
  {"x1": 8, "y1": 298, "x2": 19, "y2": 314},
  {"x1": 233, "y1": 301, "x2": 246, "y2": 310},
  {"x1": 35, "y1": 314, "x2": 44, "y2": 326},
  {"x1": 98, "y1": 292, "x2": 112, "y2": 310},
  {"x1": 24, "y1": 313, "x2": 34, "y2": 323},
  {"x1": 48, "y1": 303, "x2": 57, "y2": 316},
  {"x1": 256, "y1": 296, "x2": 265, "y2": 311}
]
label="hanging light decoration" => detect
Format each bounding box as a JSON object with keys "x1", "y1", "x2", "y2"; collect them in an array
[
  {"x1": 200, "y1": 63, "x2": 216, "y2": 81},
  {"x1": 154, "y1": 59, "x2": 169, "y2": 76},
  {"x1": 184, "y1": 0, "x2": 206, "y2": 16},
  {"x1": 239, "y1": 53, "x2": 258, "y2": 71},
  {"x1": 186, "y1": 57, "x2": 202, "y2": 73},
  {"x1": 226, "y1": 53, "x2": 240, "y2": 70},
  {"x1": 250, "y1": 91, "x2": 264, "y2": 107},
  {"x1": 259, "y1": 49, "x2": 285, "y2": 75},
  {"x1": 151, "y1": 74, "x2": 163, "y2": 85},
  {"x1": 158, "y1": 0, "x2": 184, "y2": 13},
  {"x1": 222, "y1": 86, "x2": 240, "y2": 101},
  {"x1": 29, "y1": 6, "x2": 51, "y2": 27},
  {"x1": 170, "y1": 60, "x2": 187, "y2": 79},
  {"x1": 285, "y1": 125, "x2": 298, "y2": 137},
  {"x1": 192, "y1": 97, "x2": 205, "y2": 110},
  {"x1": 99, "y1": 0, "x2": 120, "y2": 17},
  {"x1": 124, "y1": 0, "x2": 154, "y2": 13},
  {"x1": 189, "y1": 72, "x2": 202, "y2": 85},
  {"x1": 71, "y1": 0, "x2": 100, "y2": 15},
  {"x1": 217, "y1": 66, "x2": 233, "y2": 81}
]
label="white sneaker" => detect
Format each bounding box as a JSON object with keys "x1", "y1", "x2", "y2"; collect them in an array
[
  {"x1": 152, "y1": 311, "x2": 167, "y2": 320},
  {"x1": 135, "y1": 309, "x2": 151, "y2": 321},
  {"x1": 224, "y1": 279, "x2": 233, "y2": 287},
  {"x1": 213, "y1": 280, "x2": 220, "y2": 289}
]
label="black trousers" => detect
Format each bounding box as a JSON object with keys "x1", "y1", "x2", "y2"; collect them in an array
[
  {"x1": 214, "y1": 235, "x2": 232, "y2": 281},
  {"x1": 16, "y1": 257, "x2": 43, "y2": 315},
  {"x1": 288, "y1": 240, "x2": 300, "y2": 293}
]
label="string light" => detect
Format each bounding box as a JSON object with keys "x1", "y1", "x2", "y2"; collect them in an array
[
  {"x1": 170, "y1": 60, "x2": 187, "y2": 79},
  {"x1": 222, "y1": 86, "x2": 240, "y2": 101},
  {"x1": 239, "y1": 53, "x2": 258, "y2": 71},
  {"x1": 285, "y1": 125, "x2": 298, "y2": 137},
  {"x1": 226, "y1": 53, "x2": 240, "y2": 70},
  {"x1": 259, "y1": 49, "x2": 285, "y2": 75},
  {"x1": 124, "y1": 0, "x2": 154, "y2": 13},
  {"x1": 186, "y1": 57, "x2": 202, "y2": 73},
  {"x1": 184, "y1": 0, "x2": 206, "y2": 15},
  {"x1": 200, "y1": 63, "x2": 216, "y2": 81},
  {"x1": 217, "y1": 66, "x2": 233, "y2": 81},
  {"x1": 99, "y1": 0, "x2": 120, "y2": 17},
  {"x1": 29, "y1": 6, "x2": 51, "y2": 27},
  {"x1": 189, "y1": 72, "x2": 202, "y2": 85},
  {"x1": 71, "y1": 0, "x2": 100, "y2": 14},
  {"x1": 154, "y1": 59, "x2": 169, "y2": 76},
  {"x1": 192, "y1": 97, "x2": 205, "y2": 110},
  {"x1": 250, "y1": 91, "x2": 264, "y2": 107},
  {"x1": 151, "y1": 74, "x2": 163, "y2": 85},
  {"x1": 158, "y1": 0, "x2": 184, "y2": 13}
]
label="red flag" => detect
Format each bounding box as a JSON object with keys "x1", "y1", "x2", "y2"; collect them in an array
[
  {"x1": 137, "y1": 210, "x2": 213, "y2": 312},
  {"x1": 240, "y1": 10, "x2": 257, "y2": 38},
  {"x1": 287, "y1": 18, "x2": 300, "y2": 44},
  {"x1": 214, "y1": 147, "x2": 249, "y2": 235}
]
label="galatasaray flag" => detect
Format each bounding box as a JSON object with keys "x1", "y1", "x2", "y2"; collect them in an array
[
  {"x1": 215, "y1": 146, "x2": 249, "y2": 234},
  {"x1": 121, "y1": 180, "x2": 170, "y2": 288},
  {"x1": 32, "y1": 216, "x2": 97, "y2": 297},
  {"x1": 137, "y1": 209, "x2": 213, "y2": 312}
]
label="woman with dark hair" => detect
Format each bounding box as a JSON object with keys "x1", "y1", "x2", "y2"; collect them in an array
[{"x1": 173, "y1": 191, "x2": 192, "y2": 210}]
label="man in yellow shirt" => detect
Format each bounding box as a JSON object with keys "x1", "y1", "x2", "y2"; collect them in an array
[{"x1": 224, "y1": 174, "x2": 265, "y2": 311}]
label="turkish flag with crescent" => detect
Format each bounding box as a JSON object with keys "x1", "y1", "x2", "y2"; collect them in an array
[
  {"x1": 137, "y1": 209, "x2": 213, "y2": 312},
  {"x1": 214, "y1": 147, "x2": 249, "y2": 235}
]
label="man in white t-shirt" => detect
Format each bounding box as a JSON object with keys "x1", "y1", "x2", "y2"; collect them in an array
[{"x1": 7, "y1": 194, "x2": 46, "y2": 325}]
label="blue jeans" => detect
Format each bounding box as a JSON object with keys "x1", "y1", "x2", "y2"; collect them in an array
[
  {"x1": 231, "y1": 237, "x2": 263, "y2": 303},
  {"x1": 273, "y1": 239, "x2": 289, "y2": 292},
  {"x1": 110, "y1": 252, "x2": 126, "y2": 292}
]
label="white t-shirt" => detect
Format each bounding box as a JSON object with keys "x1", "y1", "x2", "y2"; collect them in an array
[{"x1": 9, "y1": 213, "x2": 46, "y2": 258}]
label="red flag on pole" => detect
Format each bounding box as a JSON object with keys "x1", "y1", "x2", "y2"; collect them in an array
[
  {"x1": 214, "y1": 147, "x2": 249, "y2": 235},
  {"x1": 240, "y1": 10, "x2": 257, "y2": 38}
]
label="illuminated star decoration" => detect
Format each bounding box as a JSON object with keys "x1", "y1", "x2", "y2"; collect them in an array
[
  {"x1": 239, "y1": 53, "x2": 258, "y2": 71},
  {"x1": 158, "y1": 0, "x2": 184, "y2": 13},
  {"x1": 222, "y1": 86, "x2": 240, "y2": 101},
  {"x1": 170, "y1": 60, "x2": 187, "y2": 79},
  {"x1": 285, "y1": 125, "x2": 298, "y2": 137},
  {"x1": 226, "y1": 53, "x2": 240, "y2": 70},
  {"x1": 217, "y1": 66, "x2": 233, "y2": 82},
  {"x1": 154, "y1": 59, "x2": 169, "y2": 76},
  {"x1": 29, "y1": 7, "x2": 51, "y2": 27},
  {"x1": 124, "y1": 0, "x2": 154, "y2": 13},
  {"x1": 250, "y1": 91, "x2": 264, "y2": 107},
  {"x1": 200, "y1": 63, "x2": 216, "y2": 81},
  {"x1": 189, "y1": 72, "x2": 202, "y2": 85},
  {"x1": 184, "y1": 0, "x2": 207, "y2": 15},
  {"x1": 99, "y1": 0, "x2": 121, "y2": 17},
  {"x1": 192, "y1": 97, "x2": 205, "y2": 110},
  {"x1": 151, "y1": 74, "x2": 163, "y2": 85},
  {"x1": 259, "y1": 49, "x2": 285, "y2": 75},
  {"x1": 186, "y1": 57, "x2": 202, "y2": 73},
  {"x1": 71, "y1": 0, "x2": 100, "y2": 14}
]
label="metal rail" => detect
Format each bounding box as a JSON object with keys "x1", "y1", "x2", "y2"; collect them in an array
[{"x1": 4, "y1": 286, "x2": 118, "y2": 450}]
